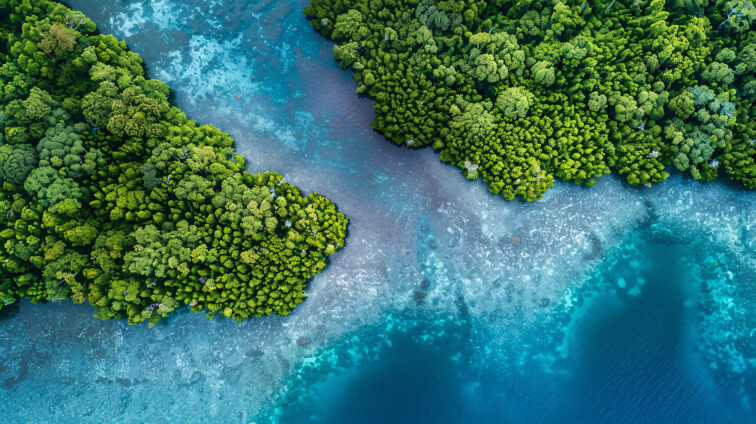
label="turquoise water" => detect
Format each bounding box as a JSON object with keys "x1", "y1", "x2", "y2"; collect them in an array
[{"x1": 0, "y1": 1, "x2": 753, "y2": 422}]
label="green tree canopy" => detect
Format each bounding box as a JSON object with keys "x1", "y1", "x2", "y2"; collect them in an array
[{"x1": 0, "y1": 0, "x2": 349, "y2": 325}]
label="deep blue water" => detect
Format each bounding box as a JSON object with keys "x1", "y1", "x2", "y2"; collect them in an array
[
  {"x1": 0, "y1": 1, "x2": 753, "y2": 422},
  {"x1": 274, "y1": 229, "x2": 753, "y2": 424}
]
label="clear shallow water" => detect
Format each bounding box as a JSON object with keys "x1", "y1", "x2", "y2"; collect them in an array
[{"x1": 0, "y1": 1, "x2": 753, "y2": 422}]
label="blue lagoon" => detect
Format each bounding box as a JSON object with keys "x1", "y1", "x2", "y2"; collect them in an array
[{"x1": 0, "y1": 1, "x2": 753, "y2": 422}]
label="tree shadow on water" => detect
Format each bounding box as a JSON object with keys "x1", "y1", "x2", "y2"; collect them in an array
[{"x1": 0, "y1": 303, "x2": 21, "y2": 321}]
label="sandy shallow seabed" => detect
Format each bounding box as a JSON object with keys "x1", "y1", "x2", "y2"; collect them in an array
[{"x1": 0, "y1": 1, "x2": 753, "y2": 422}]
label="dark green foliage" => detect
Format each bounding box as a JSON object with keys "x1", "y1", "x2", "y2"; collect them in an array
[
  {"x1": 0, "y1": 0, "x2": 348, "y2": 324},
  {"x1": 305, "y1": 0, "x2": 755, "y2": 200},
  {"x1": 0, "y1": 143, "x2": 36, "y2": 184}
]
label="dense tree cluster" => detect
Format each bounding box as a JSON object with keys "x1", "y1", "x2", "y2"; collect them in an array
[
  {"x1": 305, "y1": 0, "x2": 755, "y2": 199},
  {"x1": 0, "y1": 0, "x2": 348, "y2": 324}
]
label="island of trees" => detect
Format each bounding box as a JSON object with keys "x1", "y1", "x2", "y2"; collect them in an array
[
  {"x1": 305, "y1": 0, "x2": 755, "y2": 200},
  {"x1": 0, "y1": 0, "x2": 348, "y2": 324}
]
